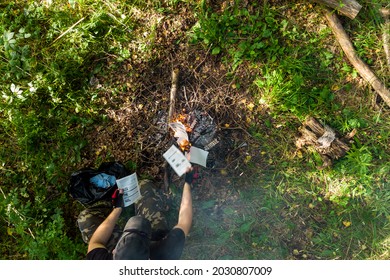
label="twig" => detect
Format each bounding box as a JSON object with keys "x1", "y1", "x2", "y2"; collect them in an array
[
  {"x1": 0, "y1": 186, "x2": 36, "y2": 240},
  {"x1": 193, "y1": 45, "x2": 212, "y2": 73},
  {"x1": 345, "y1": 214, "x2": 353, "y2": 257},
  {"x1": 325, "y1": 9, "x2": 390, "y2": 107},
  {"x1": 1, "y1": 55, "x2": 32, "y2": 77},
  {"x1": 52, "y1": 17, "x2": 85, "y2": 44},
  {"x1": 183, "y1": 86, "x2": 189, "y2": 108}
]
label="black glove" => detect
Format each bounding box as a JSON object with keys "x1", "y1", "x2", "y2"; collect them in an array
[
  {"x1": 111, "y1": 189, "x2": 124, "y2": 208},
  {"x1": 185, "y1": 170, "x2": 194, "y2": 185}
]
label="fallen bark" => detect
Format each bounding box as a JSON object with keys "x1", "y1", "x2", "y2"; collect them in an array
[
  {"x1": 325, "y1": 9, "x2": 390, "y2": 107},
  {"x1": 312, "y1": 0, "x2": 362, "y2": 19}
]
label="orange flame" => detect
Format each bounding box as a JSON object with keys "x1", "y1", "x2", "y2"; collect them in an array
[
  {"x1": 172, "y1": 112, "x2": 192, "y2": 151},
  {"x1": 178, "y1": 139, "x2": 191, "y2": 152},
  {"x1": 173, "y1": 113, "x2": 192, "y2": 133}
]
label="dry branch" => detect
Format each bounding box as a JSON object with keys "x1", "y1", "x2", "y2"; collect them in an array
[
  {"x1": 0, "y1": 186, "x2": 36, "y2": 239},
  {"x1": 163, "y1": 69, "x2": 180, "y2": 190},
  {"x1": 52, "y1": 17, "x2": 85, "y2": 44},
  {"x1": 325, "y1": 9, "x2": 390, "y2": 107},
  {"x1": 312, "y1": 0, "x2": 362, "y2": 19},
  {"x1": 380, "y1": 8, "x2": 390, "y2": 69},
  {"x1": 167, "y1": 68, "x2": 180, "y2": 131}
]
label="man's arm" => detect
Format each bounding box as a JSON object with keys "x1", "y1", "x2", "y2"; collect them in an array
[
  {"x1": 87, "y1": 189, "x2": 124, "y2": 254},
  {"x1": 87, "y1": 207, "x2": 122, "y2": 253},
  {"x1": 174, "y1": 180, "x2": 193, "y2": 236}
]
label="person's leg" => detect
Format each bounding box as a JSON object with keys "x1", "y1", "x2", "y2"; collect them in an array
[
  {"x1": 135, "y1": 179, "x2": 169, "y2": 240},
  {"x1": 77, "y1": 200, "x2": 122, "y2": 252}
]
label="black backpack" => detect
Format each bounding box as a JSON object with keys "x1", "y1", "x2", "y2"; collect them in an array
[{"x1": 69, "y1": 161, "x2": 130, "y2": 206}]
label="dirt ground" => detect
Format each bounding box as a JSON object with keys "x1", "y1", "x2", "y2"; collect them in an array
[{"x1": 81, "y1": 1, "x2": 266, "y2": 198}]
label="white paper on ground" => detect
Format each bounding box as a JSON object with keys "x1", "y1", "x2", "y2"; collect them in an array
[
  {"x1": 163, "y1": 145, "x2": 192, "y2": 176},
  {"x1": 115, "y1": 173, "x2": 141, "y2": 207},
  {"x1": 187, "y1": 146, "x2": 209, "y2": 167}
]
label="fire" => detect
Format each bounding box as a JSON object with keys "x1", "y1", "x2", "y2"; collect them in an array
[
  {"x1": 173, "y1": 113, "x2": 192, "y2": 133},
  {"x1": 178, "y1": 138, "x2": 191, "y2": 152},
  {"x1": 172, "y1": 111, "x2": 192, "y2": 151}
]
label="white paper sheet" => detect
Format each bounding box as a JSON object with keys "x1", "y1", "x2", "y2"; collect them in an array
[
  {"x1": 163, "y1": 145, "x2": 192, "y2": 176},
  {"x1": 115, "y1": 173, "x2": 141, "y2": 207},
  {"x1": 187, "y1": 146, "x2": 209, "y2": 167}
]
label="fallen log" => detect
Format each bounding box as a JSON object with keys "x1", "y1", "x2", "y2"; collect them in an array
[
  {"x1": 312, "y1": 0, "x2": 362, "y2": 19},
  {"x1": 296, "y1": 117, "x2": 356, "y2": 169},
  {"x1": 325, "y1": 9, "x2": 390, "y2": 107}
]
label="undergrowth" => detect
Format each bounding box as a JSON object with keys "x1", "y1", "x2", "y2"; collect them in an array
[
  {"x1": 190, "y1": 0, "x2": 390, "y2": 259},
  {"x1": 0, "y1": 0, "x2": 138, "y2": 259}
]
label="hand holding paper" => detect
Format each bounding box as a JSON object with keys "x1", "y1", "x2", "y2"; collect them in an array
[
  {"x1": 163, "y1": 145, "x2": 192, "y2": 177},
  {"x1": 165, "y1": 121, "x2": 210, "y2": 176},
  {"x1": 163, "y1": 144, "x2": 210, "y2": 177},
  {"x1": 115, "y1": 173, "x2": 141, "y2": 207},
  {"x1": 186, "y1": 146, "x2": 208, "y2": 168}
]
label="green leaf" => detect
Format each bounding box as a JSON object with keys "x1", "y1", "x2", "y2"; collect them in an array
[
  {"x1": 239, "y1": 220, "x2": 254, "y2": 233},
  {"x1": 5, "y1": 31, "x2": 14, "y2": 41},
  {"x1": 212, "y1": 46, "x2": 221, "y2": 55}
]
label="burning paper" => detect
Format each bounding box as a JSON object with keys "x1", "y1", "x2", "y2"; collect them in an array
[
  {"x1": 169, "y1": 122, "x2": 191, "y2": 151},
  {"x1": 188, "y1": 110, "x2": 217, "y2": 148},
  {"x1": 167, "y1": 115, "x2": 212, "y2": 170},
  {"x1": 169, "y1": 122, "x2": 188, "y2": 140}
]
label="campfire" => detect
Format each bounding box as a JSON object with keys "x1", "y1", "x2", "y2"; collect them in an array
[
  {"x1": 178, "y1": 138, "x2": 191, "y2": 152},
  {"x1": 171, "y1": 112, "x2": 193, "y2": 152},
  {"x1": 169, "y1": 109, "x2": 219, "y2": 153}
]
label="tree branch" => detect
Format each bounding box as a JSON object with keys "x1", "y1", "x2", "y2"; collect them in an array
[{"x1": 325, "y1": 9, "x2": 390, "y2": 107}]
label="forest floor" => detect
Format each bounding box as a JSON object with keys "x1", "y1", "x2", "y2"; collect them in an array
[
  {"x1": 74, "y1": 1, "x2": 387, "y2": 259},
  {"x1": 1, "y1": 0, "x2": 388, "y2": 260}
]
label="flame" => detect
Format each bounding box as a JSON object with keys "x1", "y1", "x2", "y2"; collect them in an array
[
  {"x1": 173, "y1": 113, "x2": 192, "y2": 133},
  {"x1": 172, "y1": 112, "x2": 192, "y2": 151},
  {"x1": 178, "y1": 138, "x2": 191, "y2": 152}
]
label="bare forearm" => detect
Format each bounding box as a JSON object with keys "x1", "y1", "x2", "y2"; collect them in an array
[
  {"x1": 88, "y1": 207, "x2": 122, "y2": 252},
  {"x1": 175, "y1": 182, "x2": 193, "y2": 236}
]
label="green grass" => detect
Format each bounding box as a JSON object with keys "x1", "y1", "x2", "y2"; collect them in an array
[
  {"x1": 186, "y1": 0, "x2": 389, "y2": 259},
  {"x1": 0, "y1": 0, "x2": 139, "y2": 259},
  {"x1": 1, "y1": 0, "x2": 389, "y2": 259}
]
